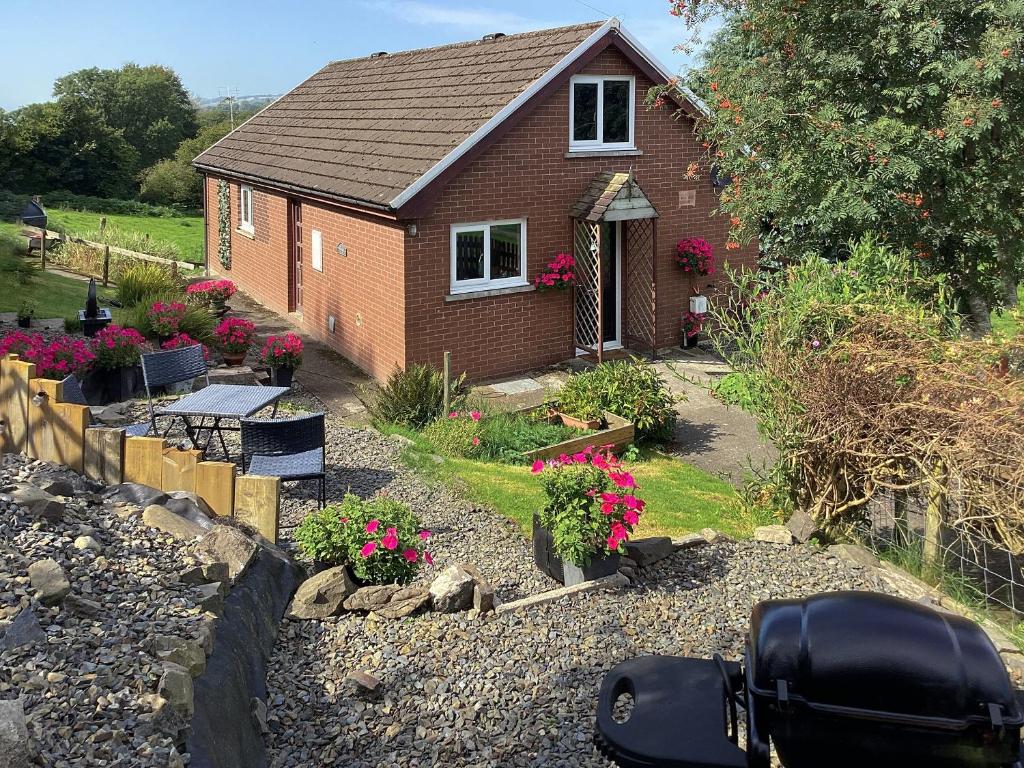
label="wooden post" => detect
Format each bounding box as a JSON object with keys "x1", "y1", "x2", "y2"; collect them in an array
[
  {"x1": 84, "y1": 428, "x2": 125, "y2": 485},
  {"x1": 102, "y1": 246, "x2": 110, "y2": 287},
  {"x1": 923, "y1": 463, "x2": 946, "y2": 575},
  {"x1": 233, "y1": 474, "x2": 280, "y2": 543},
  {"x1": 1, "y1": 356, "x2": 35, "y2": 456},
  {"x1": 39, "y1": 227, "x2": 46, "y2": 270},
  {"x1": 99, "y1": 216, "x2": 107, "y2": 236},
  {"x1": 443, "y1": 351, "x2": 451, "y2": 414},
  {"x1": 195, "y1": 461, "x2": 235, "y2": 516},
  {"x1": 27, "y1": 378, "x2": 63, "y2": 464},
  {"x1": 124, "y1": 436, "x2": 167, "y2": 488},
  {"x1": 161, "y1": 446, "x2": 203, "y2": 494}
]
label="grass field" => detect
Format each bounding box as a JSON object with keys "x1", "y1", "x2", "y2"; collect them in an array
[
  {"x1": 0, "y1": 265, "x2": 117, "y2": 326},
  {"x1": 382, "y1": 424, "x2": 762, "y2": 540},
  {"x1": 991, "y1": 287, "x2": 1023, "y2": 339},
  {"x1": 47, "y1": 209, "x2": 205, "y2": 264}
]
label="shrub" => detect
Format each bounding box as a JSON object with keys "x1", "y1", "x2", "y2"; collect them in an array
[
  {"x1": 556, "y1": 358, "x2": 678, "y2": 441},
  {"x1": 90, "y1": 325, "x2": 146, "y2": 370},
  {"x1": 366, "y1": 363, "x2": 467, "y2": 429},
  {"x1": 214, "y1": 318, "x2": 257, "y2": 355},
  {"x1": 122, "y1": 293, "x2": 214, "y2": 342},
  {"x1": 710, "y1": 371, "x2": 759, "y2": 411},
  {"x1": 0, "y1": 232, "x2": 33, "y2": 285},
  {"x1": 259, "y1": 333, "x2": 303, "y2": 369},
  {"x1": 423, "y1": 410, "x2": 484, "y2": 459},
  {"x1": 533, "y1": 448, "x2": 645, "y2": 567},
  {"x1": 116, "y1": 262, "x2": 182, "y2": 307},
  {"x1": 146, "y1": 301, "x2": 187, "y2": 337},
  {"x1": 294, "y1": 494, "x2": 433, "y2": 584},
  {"x1": 424, "y1": 408, "x2": 584, "y2": 464}
]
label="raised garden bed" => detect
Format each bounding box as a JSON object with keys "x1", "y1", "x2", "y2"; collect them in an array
[{"x1": 519, "y1": 407, "x2": 635, "y2": 462}]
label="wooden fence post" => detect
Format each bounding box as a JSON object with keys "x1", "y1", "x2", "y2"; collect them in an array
[
  {"x1": 922, "y1": 463, "x2": 946, "y2": 575},
  {"x1": 39, "y1": 228, "x2": 46, "y2": 270},
  {"x1": 195, "y1": 461, "x2": 235, "y2": 516},
  {"x1": 84, "y1": 428, "x2": 125, "y2": 485},
  {"x1": 443, "y1": 351, "x2": 451, "y2": 414},
  {"x1": 1, "y1": 356, "x2": 35, "y2": 456},
  {"x1": 102, "y1": 245, "x2": 110, "y2": 287},
  {"x1": 99, "y1": 216, "x2": 107, "y2": 236},
  {"x1": 124, "y1": 436, "x2": 167, "y2": 488},
  {"x1": 233, "y1": 475, "x2": 280, "y2": 543},
  {"x1": 161, "y1": 446, "x2": 203, "y2": 494}
]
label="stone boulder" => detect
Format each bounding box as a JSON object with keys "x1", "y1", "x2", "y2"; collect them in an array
[
  {"x1": 786, "y1": 510, "x2": 820, "y2": 543},
  {"x1": 429, "y1": 566, "x2": 474, "y2": 613},
  {"x1": 753, "y1": 525, "x2": 795, "y2": 546},
  {"x1": 158, "y1": 663, "x2": 195, "y2": 718},
  {"x1": 164, "y1": 491, "x2": 216, "y2": 523},
  {"x1": 27, "y1": 559, "x2": 70, "y2": 606},
  {"x1": 64, "y1": 595, "x2": 102, "y2": 619},
  {"x1": 700, "y1": 528, "x2": 732, "y2": 544},
  {"x1": 142, "y1": 504, "x2": 205, "y2": 540},
  {"x1": 375, "y1": 587, "x2": 431, "y2": 620},
  {"x1": 179, "y1": 562, "x2": 229, "y2": 585},
  {"x1": 828, "y1": 543, "x2": 880, "y2": 569},
  {"x1": 7, "y1": 484, "x2": 64, "y2": 523},
  {"x1": 1, "y1": 608, "x2": 46, "y2": 651},
  {"x1": 343, "y1": 584, "x2": 401, "y2": 612},
  {"x1": 624, "y1": 537, "x2": 675, "y2": 568},
  {"x1": 458, "y1": 563, "x2": 496, "y2": 613},
  {"x1": 0, "y1": 698, "x2": 32, "y2": 767},
  {"x1": 29, "y1": 466, "x2": 100, "y2": 495},
  {"x1": 288, "y1": 566, "x2": 358, "y2": 620},
  {"x1": 195, "y1": 526, "x2": 258, "y2": 581},
  {"x1": 73, "y1": 535, "x2": 101, "y2": 553},
  {"x1": 152, "y1": 635, "x2": 207, "y2": 678}
]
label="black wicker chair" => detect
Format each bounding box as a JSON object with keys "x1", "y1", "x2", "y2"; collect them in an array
[
  {"x1": 140, "y1": 346, "x2": 210, "y2": 435},
  {"x1": 241, "y1": 413, "x2": 326, "y2": 508},
  {"x1": 60, "y1": 374, "x2": 150, "y2": 436}
]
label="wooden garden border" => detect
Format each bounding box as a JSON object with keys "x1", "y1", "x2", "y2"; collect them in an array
[
  {"x1": 0, "y1": 354, "x2": 280, "y2": 543},
  {"x1": 516, "y1": 407, "x2": 635, "y2": 461}
]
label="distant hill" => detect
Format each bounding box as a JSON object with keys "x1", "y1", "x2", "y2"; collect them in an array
[{"x1": 192, "y1": 94, "x2": 280, "y2": 112}]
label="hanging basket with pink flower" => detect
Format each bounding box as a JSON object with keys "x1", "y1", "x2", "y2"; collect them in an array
[
  {"x1": 675, "y1": 237, "x2": 715, "y2": 277},
  {"x1": 531, "y1": 447, "x2": 645, "y2": 586},
  {"x1": 534, "y1": 252, "x2": 577, "y2": 291}
]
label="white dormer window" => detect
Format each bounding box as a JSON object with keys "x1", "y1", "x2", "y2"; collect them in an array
[
  {"x1": 239, "y1": 184, "x2": 254, "y2": 234},
  {"x1": 569, "y1": 75, "x2": 635, "y2": 151}
]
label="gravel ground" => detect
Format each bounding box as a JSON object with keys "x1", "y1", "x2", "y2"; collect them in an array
[
  {"x1": 0, "y1": 454, "x2": 206, "y2": 766},
  {"x1": 264, "y1": 541, "x2": 894, "y2": 768}
]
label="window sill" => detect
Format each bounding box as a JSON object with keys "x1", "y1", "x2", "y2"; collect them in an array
[
  {"x1": 565, "y1": 148, "x2": 642, "y2": 159},
  {"x1": 445, "y1": 283, "x2": 534, "y2": 302},
  {"x1": 235, "y1": 227, "x2": 255, "y2": 240}
]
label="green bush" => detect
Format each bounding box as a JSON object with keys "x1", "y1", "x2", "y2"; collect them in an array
[
  {"x1": 556, "y1": 357, "x2": 678, "y2": 441},
  {"x1": 423, "y1": 414, "x2": 482, "y2": 459},
  {"x1": 0, "y1": 233, "x2": 32, "y2": 286},
  {"x1": 121, "y1": 291, "x2": 214, "y2": 342},
  {"x1": 711, "y1": 372, "x2": 760, "y2": 411},
  {"x1": 294, "y1": 494, "x2": 432, "y2": 585},
  {"x1": 116, "y1": 262, "x2": 183, "y2": 307},
  {"x1": 424, "y1": 409, "x2": 586, "y2": 464},
  {"x1": 366, "y1": 363, "x2": 467, "y2": 429}
]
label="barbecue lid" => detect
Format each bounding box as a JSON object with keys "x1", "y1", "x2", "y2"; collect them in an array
[
  {"x1": 20, "y1": 200, "x2": 46, "y2": 229},
  {"x1": 747, "y1": 591, "x2": 1023, "y2": 727}
]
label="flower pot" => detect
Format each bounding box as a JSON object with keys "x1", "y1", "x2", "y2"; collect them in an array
[
  {"x1": 211, "y1": 298, "x2": 229, "y2": 317},
  {"x1": 81, "y1": 365, "x2": 143, "y2": 405},
  {"x1": 222, "y1": 351, "x2": 247, "y2": 367},
  {"x1": 271, "y1": 366, "x2": 295, "y2": 388},
  {"x1": 532, "y1": 514, "x2": 621, "y2": 587},
  {"x1": 16, "y1": 317, "x2": 30, "y2": 329},
  {"x1": 558, "y1": 412, "x2": 602, "y2": 431},
  {"x1": 681, "y1": 333, "x2": 699, "y2": 349}
]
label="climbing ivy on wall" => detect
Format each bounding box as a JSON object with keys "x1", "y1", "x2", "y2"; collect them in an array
[{"x1": 217, "y1": 180, "x2": 231, "y2": 270}]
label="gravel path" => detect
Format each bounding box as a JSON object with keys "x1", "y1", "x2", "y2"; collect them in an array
[
  {"x1": 0, "y1": 454, "x2": 205, "y2": 766},
  {"x1": 264, "y1": 540, "x2": 893, "y2": 767}
]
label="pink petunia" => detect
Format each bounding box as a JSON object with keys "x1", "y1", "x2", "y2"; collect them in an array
[
  {"x1": 365, "y1": 519, "x2": 380, "y2": 534},
  {"x1": 402, "y1": 548, "x2": 419, "y2": 563},
  {"x1": 600, "y1": 502, "x2": 615, "y2": 515},
  {"x1": 382, "y1": 530, "x2": 399, "y2": 550},
  {"x1": 449, "y1": 411, "x2": 459, "y2": 419},
  {"x1": 360, "y1": 541, "x2": 377, "y2": 558},
  {"x1": 424, "y1": 551, "x2": 434, "y2": 565},
  {"x1": 610, "y1": 472, "x2": 636, "y2": 489},
  {"x1": 470, "y1": 410, "x2": 481, "y2": 422},
  {"x1": 419, "y1": 530, "x2": 431, "y2": 540},
  {"x1": 623, "y1": 509, "x2": 639, "y2": 526},
  {"x1": 600, "y1": 492, "x2": 620, "y2": 504},
  {"x1": 623, "y1": 495, "x2": 640, "y2": 509},
  {"x1": 606, "y1": 534, "x2": 621, "y2": 550},
  {"x1": 573, "y1": 452, "x2": 588, "y2": 463},
  {"x1": 472, "y1": 436, "x2": 480, "y2": 446},
  {"x1": 531, "y1": 460, "x2": 545, "y2": 474}
]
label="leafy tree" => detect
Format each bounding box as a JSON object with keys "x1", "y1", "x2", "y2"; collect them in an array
[
  {"x1": 669, "y1": 0, "x2": 1024, "y2": 327},
  {"x1": 139, "y1": 120, "x2": 238, "y2": 209},
  {"x1": 53, "y1": 63, "x2": 198, "y2": 171}
]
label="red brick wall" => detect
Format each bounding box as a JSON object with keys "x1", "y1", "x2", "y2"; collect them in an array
[
  {"x1": 204, "y1": 176, "x2": 406, "y2": 380},
  {"x1": 404, "y1": 45, "x2": 759, "y2": 380}
]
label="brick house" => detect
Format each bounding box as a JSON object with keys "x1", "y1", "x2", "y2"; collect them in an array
[{"x1": 193, "y1": 19, "x2": 756, "y2": 381}]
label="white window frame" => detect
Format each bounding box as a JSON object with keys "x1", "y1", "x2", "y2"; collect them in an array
[
  {"x1": 239, "y1": 184, "x2": 254, "y2": 234},
  {"x1": 568, "y1": 75, "x2": 636, "y2": 152},
  {"x1": 449, "y1": 219, "x2": 528, "y2": 294}
]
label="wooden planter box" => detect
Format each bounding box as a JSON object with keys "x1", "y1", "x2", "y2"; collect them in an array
[
  {"x1": 532, "y1": 514, "x2": 620, "y2": 586},
  {"x1": 521, "y1": 408, "x2": 635, "y2": 462}
]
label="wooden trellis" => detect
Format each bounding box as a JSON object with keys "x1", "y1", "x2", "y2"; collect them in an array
[{"x1": 624, "y1": 217, "x2": 658, "y2": 358}]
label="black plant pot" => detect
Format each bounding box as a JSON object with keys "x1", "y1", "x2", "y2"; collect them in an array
[
  {"x1": 271, "y1": 366, "x2": 295, "y2": 388},
  {"x1": 16, "y1": 317, "x2": 31, "y2": 328},
  {"x1": 532, "y1": 514, "x2": 621, "y2": 587},
  {"x1": 681, "y1": 333, "x2": 699, "y2": 349},
  {"x1": 82, "y1": 365, "x2": 144, "y2": 405}
]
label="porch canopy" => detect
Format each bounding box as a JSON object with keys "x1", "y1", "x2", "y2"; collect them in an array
[{"x1": 570, "y1": 171, "x2": 659, "y2": 363}]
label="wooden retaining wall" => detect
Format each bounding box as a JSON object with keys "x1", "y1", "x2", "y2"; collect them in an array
[
  {"x1": 0, "y1": 354, "x2": 279, "y2": 543},
  {"x1": 522, "y1": 409, "x2": 635, "y2": 462}
]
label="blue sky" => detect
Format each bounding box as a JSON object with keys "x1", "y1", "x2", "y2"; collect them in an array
[{"x1": 0, "y1": 0, "x2": 708, "y2": 111}]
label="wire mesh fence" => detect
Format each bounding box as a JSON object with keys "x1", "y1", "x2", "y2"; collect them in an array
[{"x1": 863, "y1": 489, "x2": 1024, "y2": 622}]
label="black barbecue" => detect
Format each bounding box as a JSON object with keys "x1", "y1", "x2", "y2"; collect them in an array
[{"x1": 596, "y1": 591, "x2": 1023, "y2": 768}]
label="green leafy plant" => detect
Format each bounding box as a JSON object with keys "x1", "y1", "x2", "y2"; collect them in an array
[
  {"x1": 293, "y1": 504, "x2": 350, "y2": 565},
  {"x1": 423, "y1": 411, "x2": 484, "y2": 459},
  {"x1": 116, "y1": 262, "x2": 183, "y2": 307},
  {"x1": 16, "y1": 299, "x2": 36, "y2": 322},
  {"x1": 556, "y1": 358, "x2": 678, "y2": 441},
  {"x1": 366, "y1": 363, "x2": 467, "y2": 429},
  {"x1": 425, "y1": 408, "x2": 587, "y2": 464},
  {"x1": 710, "y1": 372, "x2": 760, "y2": 411},
  {"x1": 534, "y1": 449, "x2": 645, "y2": 567},
  {"x1": 122, "y1": 291, "x2": 214, "y2": 342},
  {"x1": 217, "y1": 180, "x2": 231, "y2": 270}
]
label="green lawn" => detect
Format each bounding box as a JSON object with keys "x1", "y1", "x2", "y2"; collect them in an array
[
  {"x1": 383, "y1": 425, "x2": 760, "y2": 540},
  {"x1": 991, "y1": 286, "x2": 1023, "y2": 339},
  {"x1": 46, "y1": 209, "x2": 204, "y2": 264},
  {"x1": 0, "y1": 263, "x2": 117, "y2": 326}
]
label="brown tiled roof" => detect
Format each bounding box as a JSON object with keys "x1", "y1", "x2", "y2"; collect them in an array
[{"x1": 194, "y1": 22, "x2": 606, "y2": 209}]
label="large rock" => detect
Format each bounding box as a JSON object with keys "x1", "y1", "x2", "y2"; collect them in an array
[
  {"x1": 700, "y1": 528, "x2": 732, "y2": 544},
  {"x1": 786, "y1": 510, "x2": 820, "y2": 543},
  {"x1": 152, "y1": 636, "x2": 207, "y2": 678},
  {"x1": 158, "y1": 663, "x2": 195, "y2": 717},
  {"x1": 828, "y1": 543, "x2": 880, "y2": 569},
  {"x1": 136, "y1": 695, "x2": 187, "y2": 744},
  {"x1": 195, "y1": 526, "x2": 258, "y2": 581},
  {"x1": 142, "y1": 504, "x2": 205, "y2": 540},
  {"x1": 7, "y1": 484, "x2": 64, "y2": 523},
  {"x1": 429, "y1": 566, "x2": 474, "y2": 613},
  {"x1": 288, "y1": 567, "x2": 358, "y2": 619},
  {"x1": 376, "y1": 587, "x2": 430, "y2": 619},
  {"x1": 29, "y1": 466, "x2": 99, "y2": 495},
  {"x1": 73, "y1": 535, "x2": 101, "y2": 553},
  {"x1": 753, "y1": 525, "x2": 795, "y2": 546},
  {"x1": 459, "y1": 563, "x2": 495, "y2": 614},
  {"x1": 1, "y1": 608, "x2": 46, "y2": 651},
  {"x1": 0, "y1": 698, "x2": 32, "y2": 767},
  {"x1": 164, "y1": 491, "x2": 216, "y2": 523},
  {"x1": 342, "y1": 584, "x2": 400, "y2": 613},
  {"x1": 193, "y1": 583, "x2": 226, "y2": 615},
  {"x1": 27, "y1": 559, "x2": 70, "y2": 606},
  {"x1": 63, "y1": 595, "x2": 102, "y2": 619},
  {"x1": 179, "y1": 562, "x2": 229, "y2": 585},
  {"x1": 624, "y1": 537, "x2": 675, "y2": 568}
]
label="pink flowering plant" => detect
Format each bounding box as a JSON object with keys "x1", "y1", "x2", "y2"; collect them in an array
[
  {"x1": 675, "y1": 238, "x2": 715, "y2": 277},
  {"x1": 682, "y1": 310, "x2": 706, "y2": 339},
  {"x1": 259, "y1": 333, "x2": 303, "y2": 369},
  {"x1": 90, "y1": 325, "x2": 147, "y2": 370},
  {"x1": 422, "y1": 409, "x2": 484, "y2": 458},
  {"x1": 146, "y1": 301, "x2": 187, "y2": 337},
  {"x1": 185, "y1": 279, "x2": 237, "y2": 306},
  {"x1": 534, "y1": 252, "x2": 576, "y2": 291},
  {"x1": 214, "y1": 317, "x2": 257, "y2": 355},
  {"x1": 532, "y1": 446, "x2": 644, "y2": 567},
  {"x1": 162, "y1": 333, "x2": 211, "y2": 361},
  {"x1": 0, "y1": 331, "x2": 96, "y2": 379},
  {"x1": 0, "y1": 330, "x2": 43, "y2": 359},
  {"x1": 294, "y1": 494, "x2": 433, "y2": 584}
]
